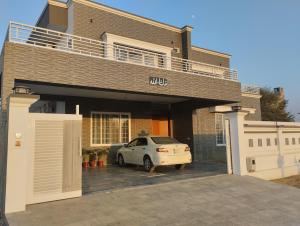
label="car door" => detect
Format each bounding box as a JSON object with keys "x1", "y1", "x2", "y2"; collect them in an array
[
  {"x1": 133, "y1": 138, "x2": 148, "y2": 165},
  {"x1": 123, "y1": 138, "x2": 138, "y2": 163}
]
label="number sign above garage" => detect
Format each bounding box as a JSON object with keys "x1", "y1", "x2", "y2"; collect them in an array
[{"x1": 149, "y1": 77, "x2": 168, "y2": 87}]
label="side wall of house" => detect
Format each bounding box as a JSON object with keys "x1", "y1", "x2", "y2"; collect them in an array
[{"x1": 193, "y1": 95, "x2": 262, "y2": 162}]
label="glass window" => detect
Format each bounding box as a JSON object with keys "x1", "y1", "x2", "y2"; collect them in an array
[
  {"x1": 258, "y1": 139, "x2": 263, "y2": 147},
  {"x1": 127, "y1": 139, "x2": 138, "y2": 147},
  {"x1": 91, "y1": 112, "x2": 130, "y2": 145},
  {"x1": 91, "y1": 113, "x2": 101, "y2": 145},
  {"x1": 144, "y1": 54, "x2": 155, "y2": 66},
  {"x1": 151, "y1": 137, "x2": 180, "y2": 144},
  {"x1": 137, "y1": 138, "x2": 148, "y2": 146},
  {"x1": 215, "y1": 113, "x2": 226, "y2": 146}
]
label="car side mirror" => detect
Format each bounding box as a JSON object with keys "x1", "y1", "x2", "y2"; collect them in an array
[{"x1": 124, "y1": 143, "x2": 128, "y2": 148}]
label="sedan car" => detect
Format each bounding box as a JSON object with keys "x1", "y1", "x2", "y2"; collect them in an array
[{"x1": 117, "y1": 136, "x2": 192, "y2": 172}]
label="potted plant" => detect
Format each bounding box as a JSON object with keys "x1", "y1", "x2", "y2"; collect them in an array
[
  {"x1": 82, "y1": 153, "x2": 90, "y2": 168},
  {"x1": 97, "y1": 149, "x2": 108, "y2": 168},
  {"x1": 89, "y1": 151, "x2": 98, "y2": 168},
  {"x1": 82, "y1": 149, "x2": 90, "y2": 168}
]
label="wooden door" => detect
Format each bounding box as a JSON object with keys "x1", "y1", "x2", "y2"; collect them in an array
[{"x1": 152, "y1": 117, "x2": 169, "y2": 136}]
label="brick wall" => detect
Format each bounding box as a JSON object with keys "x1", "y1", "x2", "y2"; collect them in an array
[
  {"x1": 193, "y1": 108, "x2": 226, "y2": 162},
  {"x1": 190, "y1": 50, "x2": 230, "y2": 68},
  {"x1": 1, "y1": 42, "x2": 241, "y2": 109},
  {"x1": 72, "y1": 2, "x2": 183, "y2": 58}
]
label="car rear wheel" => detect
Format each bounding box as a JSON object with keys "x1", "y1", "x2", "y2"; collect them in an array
[
  {"x1": 143, "y1": 156, "x2": 155, "y2": 173},
  {"x1": 175, "y1": 164, "x2": 185, "y2": 170},
  {"x1": 118, "y1": 154, "x2": 125, "y2": 167}
]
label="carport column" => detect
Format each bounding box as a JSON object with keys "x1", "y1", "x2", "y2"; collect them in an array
[
  {"x1": 5, "y1": 94, "x2": 39, "y2": 213},
  {"x1": 225, "y1": 111, "x2": 248, "y2": 176}
]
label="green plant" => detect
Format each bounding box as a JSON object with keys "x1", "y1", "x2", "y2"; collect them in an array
[
  {"x1": 89, "y1": 151, "x2": 97, "y2": 162},
  {"x1": 83, "y1": 154, "x2": 89, "y2": 162},
  {"x1": 97, "y1": 149, "x2": 107, "y2": 160}
]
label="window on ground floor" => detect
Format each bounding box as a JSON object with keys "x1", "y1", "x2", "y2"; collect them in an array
[
  {"x1": 215, "y1": 113, "x2": 226, "y2": 146},
  {"x1": 91, "y1": 112, "x2": 130, "y2": 145}
]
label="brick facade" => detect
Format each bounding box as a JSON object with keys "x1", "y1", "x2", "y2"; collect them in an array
[
  {"x1": 1, "y1": 42, "x2": 241, "y2": 109},
  {"x1": 190, "y1": 49, "x2": 230, "y2": 68}
]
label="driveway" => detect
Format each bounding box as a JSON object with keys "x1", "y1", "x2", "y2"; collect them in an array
[
  {"x1": 83, "y1": 161, "x2": 226, "y2": 194},
  {"x1": 7, "y1": 175, "x2": 300, "y2": 226}
]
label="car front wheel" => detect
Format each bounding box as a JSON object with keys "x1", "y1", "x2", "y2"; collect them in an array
[
  {"x1": 118, "y1": 154, "x2": 125, "y2": 167},
  {"x1": 143, "y1": 156, "x2": 155, "y2": 173}
]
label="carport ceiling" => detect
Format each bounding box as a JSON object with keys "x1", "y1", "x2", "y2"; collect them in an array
[{"x1": 15, "y1": 82, "x2": 188, "y2": 104}]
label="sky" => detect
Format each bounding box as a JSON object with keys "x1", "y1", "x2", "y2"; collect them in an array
[{"x1": 1, "y1": 0, "x2": 300, "y2": 120}]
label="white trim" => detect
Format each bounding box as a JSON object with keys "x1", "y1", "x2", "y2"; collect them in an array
[
  {"x1": 102, "y1": 33, "x2": 173, "y2": 54},
  {"x1": 209, "y1": 106, "x2": 257, "y2": 115},
  {"x1": 191, "y1": 46, "x2": 231, "y2": 58},
  {"x1": 102, "y1": 33, "x2": 172, "y2": 70},
  {"x1": 241, "y1": 93, "x2": 262, "y2": 99},
  {"x1": 90, "y1": 111, "x2": 131, "y2": 146},
  {"x1": 72, "y1": 0, "x2": 183, "y2": 33}
]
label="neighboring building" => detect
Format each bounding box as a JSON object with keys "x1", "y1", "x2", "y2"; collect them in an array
[
  {"x1": 0, "y1": 0, "x2": 261, "y2": 163},
  {"x1": 274, "y1": 87, "x2": 285, "y2": 101}
]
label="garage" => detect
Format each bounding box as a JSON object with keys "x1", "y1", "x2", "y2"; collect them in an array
[{"x1": 17, "y1": 82, "x2": 230, "y2": 196}]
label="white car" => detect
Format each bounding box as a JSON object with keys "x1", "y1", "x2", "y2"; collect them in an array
[{"x1": 117, "y1": 136, "x2": 192, "y2": 172}]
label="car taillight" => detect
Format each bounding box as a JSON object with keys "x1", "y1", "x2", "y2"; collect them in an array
[
  {"x1": 156, "y1": 148, "x2": 168, "y2": 152},
  {"x1": 185, "y1": 147, "x2": 190, "y2": 152}
]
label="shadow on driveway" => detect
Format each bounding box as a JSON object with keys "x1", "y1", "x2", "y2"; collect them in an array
[{"x1": 82, "y1": 161, "x2": 226, "y2": 194}]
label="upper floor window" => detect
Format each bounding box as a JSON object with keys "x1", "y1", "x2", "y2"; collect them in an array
[
  {"x1": 215, "y1": 113, "x2": 226, "y2": 146},
  {"x1": 91, "y1": 112, "x2": 130, "y2": 145},
  {"x1": 113, "y1": 43, "x2": 166, "y2": 68}
]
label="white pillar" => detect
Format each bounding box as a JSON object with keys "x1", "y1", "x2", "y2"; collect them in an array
[
  {"x1": 225, "y1": 111, "x2": 249, "y2": 176},
  {"x1": 5, "y1": 94, "x2": 39, "y2": 213}
]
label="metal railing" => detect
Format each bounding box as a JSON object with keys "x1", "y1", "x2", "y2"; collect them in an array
[
  {"x1": 241, "y1": 84, "x2": 260, "y2": 95},
  {"x1": 7, "y1": 22, "x2": 238, "y2": 81}
]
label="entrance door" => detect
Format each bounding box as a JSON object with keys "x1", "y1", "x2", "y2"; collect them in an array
[{"x1": 152, "y1": 117, "x2": 169, "y2": 136}]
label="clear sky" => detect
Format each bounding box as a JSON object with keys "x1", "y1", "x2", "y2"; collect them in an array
[{"x1": 1, "y1": 0, "x2": 300, "y2": 120}]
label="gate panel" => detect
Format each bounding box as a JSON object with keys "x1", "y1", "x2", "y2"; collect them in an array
[
  {"x1": 63, "y1": 120, "x2": 82, "y2": 192},
  {"x1": 28, "y1": 113, "x2": 82, "y2": 205},
  {"x1": 34, "y1": 120, "x2": 64, "y2": 194}
]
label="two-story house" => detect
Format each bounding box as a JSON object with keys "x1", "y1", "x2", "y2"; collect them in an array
[{"x1": 0, "y1": 0, "x2": 261, "y2": 163}]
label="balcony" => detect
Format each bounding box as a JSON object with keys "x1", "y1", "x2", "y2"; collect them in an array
[
  {"x1": 241, "y1": 84, "x2": 261, "y2": 95},
  {"x1": 7, "y1": 22, "x2": 238, "y2": 82}
]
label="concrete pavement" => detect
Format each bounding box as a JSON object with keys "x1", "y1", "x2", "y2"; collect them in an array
[{"x1": 7, "y1": 175, "x2": 300, "y2": 226}]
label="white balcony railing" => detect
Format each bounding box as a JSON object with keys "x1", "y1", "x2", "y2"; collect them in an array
[
  {"x1": 7, "y1": 22, "x2": 238, "y2": 81},
  {"x1": 241, "y1": 84, "x2": 260, "y2": 95}
]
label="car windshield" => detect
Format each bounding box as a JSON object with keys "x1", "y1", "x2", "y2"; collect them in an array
[{"x1": 151, "y1": 137, "x2": 180, "y2": 144}]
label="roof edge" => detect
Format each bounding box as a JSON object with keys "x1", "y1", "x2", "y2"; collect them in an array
[
  {"x1": 72, "y1": 0, "x2": 187, "y2": 33},
  {"x1": 191, "y1": 46, "x2": 231, "y2": 58}
]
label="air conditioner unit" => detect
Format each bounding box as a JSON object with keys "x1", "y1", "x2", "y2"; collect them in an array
[{"x1": 246, "y1": 157, "x2": 256, "y2": 172}]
